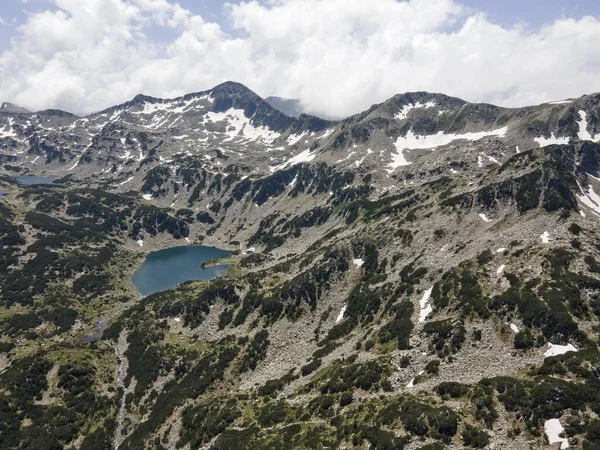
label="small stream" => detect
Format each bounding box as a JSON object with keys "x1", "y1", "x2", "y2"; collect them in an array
[{"x1": 104, "y1": 341, "x2": 128, "y2": 450}]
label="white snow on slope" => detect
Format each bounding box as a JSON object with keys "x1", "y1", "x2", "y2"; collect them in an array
[
  {"x1": 407, "y1": 370, "x2": 425, "y2": 388},
  {"x1": 353, "y1": 258, "x2": 364, "y2": 268},
  {"x1": 577, "y1": 181, "x2": 600, "y2": 216},
  {"x1": 484, "y1": 154, "x2": 500, "y2": 165},
  {"x1": 0, "y1": 123, "x2": 17, "y2": 139},
  {"x1": 509, "y1": 323, "x2": 519, "y2": 333},
  {"x1": 419, "y1": 287, "x2": 434, "y2": 322},
  {"x1": 354, "y1": 156, "x2": 366, "y2": 168},
  {"x1": 336, "y1": 305, "x2": 347, "y2": 323},
  {"x1": 544, "y1": 343, "x2": 578, "y2": 357},
  {"x1": 544, "y1": 419, "x2": 569, "y2": 449},
  {"x1": 540, "y1": 231, "x2": 550, "y2": 244},
  {"x1": 496, "y1": 248, "x2": 506, "y2": 253},
  {"x1": 142, "y1": 194, "x2": 153, "y2": 201},
  {"x1": 577, "y1": 110, "x2": 600, "y2": 142},
  {"x1": 277, "y1": 149, "x2": 316, "y2": 170},
  {"x1": 67, "y1": 158, "x2": 80, "y2": 171},
  {"x1": 136, "y1": 96, "x2": 209, "y2": 117},
  {"x1": 496, "y1": 265, "x2": 506, "y2": 275},
  {"x1": 118, "y1": 176, "x2": 134, "y2": 186},
  {"x1": 479, "y1": 213, "x2": 492, "y2": 223},
  {"x1": 395, "y1": 101, "x2": 436, "y2": 120},
  {"x1": 204, "y1": 108, "x2": 280, "y2": 143},
  {"x1": 388, "y1": 127, "x2": 508, "y2": 171},
  {"x1": 319, "y1": 129, "x2": 335, "y2": 139},
  {"x1": 534, "y1": 133, "x2": 570, "y2": 147},
  {"x1": 548, "y1": 100, "x2": 573, "y2": 105},
  {"x1": 287, "y1": 131, "x2": 308, "y2": 146},
  {"x1": 136, "y1": 239, "x2": 144, "y2": 247}
]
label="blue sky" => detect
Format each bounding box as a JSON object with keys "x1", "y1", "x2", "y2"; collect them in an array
[
  {"x1": 1, "y1": 0, "x2": 600, "y2": 116},
  {"x1": 461, "y1": 0, "x2": 597, "y2": 27}
]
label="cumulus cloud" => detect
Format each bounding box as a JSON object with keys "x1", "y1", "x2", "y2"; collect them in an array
[{"x1": 0, "y1": 0, "x2": 600, "y2": 117}]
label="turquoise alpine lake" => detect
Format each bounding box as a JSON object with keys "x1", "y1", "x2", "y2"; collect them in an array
[
  {"x1": 15, "y1": 175, "x2": 56, "y2": 185},
  {"x1": 131, "y1": 245, "x2": 231, "y2": 297}
]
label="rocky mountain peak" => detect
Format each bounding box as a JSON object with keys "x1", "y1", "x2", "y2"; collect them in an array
[{"x1": 0, "y1": 102, "x2": 31, "y2": 114}]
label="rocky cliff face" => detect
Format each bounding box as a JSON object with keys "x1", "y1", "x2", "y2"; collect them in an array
[{"x1": 1, "y1": 84, "x2": 600, "y2": 449}]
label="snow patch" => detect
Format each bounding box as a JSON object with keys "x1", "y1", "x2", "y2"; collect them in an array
[
  {"x1": 319, "y1": 129, "x2": 335, "y2": 139},
  {"x1": 353, "y1": 258, "x2": 364, "y2": 268},
  {"x1": 576, "y1": 111, "x2": 600, "y2": 142},
  {"x1": 142, "y1": 194, "x2": 153, "y2": 201},
  {"x1": 118, "y1": 176, "x2": 134, "y2": 186},
  {"x1": 136, "y1": 239, "x2": 144, "y2": 247},
  {"x1": 287, "y1": 131, "x2": 308, "y2": 146},
  {"x1": 544, "y1": 419, "x2": 569, "y2": 449},
  {"x1": 577, "y1": 182, "x2": 600, "y2": 216},
  {"x1": 548, "y1": 100, "x2": 573, "y2": 105},
  {"x1": 0, "y1": 122, "x2": 17, "y2": 139},
  {"x1": 544, "y1": 343, "x2": 578, "y2": 357},
  {"x1": 509, "y1": 323, "x2": 520, "y2": 333},
  {"x1": 534, "y1": 133, "x2": 570, "y2": 147},
  {"x1": 394, "y1": 101, "x2": 436, "y2": 120},
  {"x1": 336, "y1": 305, "x2": 347, "y2": 323},
  {"x1": 496, "y1": 265, "x2": 506, "y2": 275},
  {"x1": 276, "y1": 149, "x2": 316, "y2": 170},
  {"x1": 540, "y1": 231, "x2": 550, "y2": 244},
  {"x1": 407, "y1": 370, "x2": 425, "y2": 388},
  {"x1": 496, "y1": 248, "x2": 506, "y2": 253},
  {"x1": 418, "y1": 287, "x2": 434, "y2": 323},
  {"x1": 388, "y1": 127, "x2": 508, "y2": 171},
  {"x1": 67, "y1": 158, "x2": 80, "y2": 171},
  {"x1": 484, "y1": 154, "x2": 500, "y2": 165},
  {"x1": 204, "y1": 108, "x2": 280, "y2": 143},
  {"x1": 479, "y1": 213, "x2": 492, "y2": 223}
]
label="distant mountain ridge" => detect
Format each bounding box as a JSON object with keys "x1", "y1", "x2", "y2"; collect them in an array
[{"x1": 1, "y1": 81, "x2": 600, "y2": 190}]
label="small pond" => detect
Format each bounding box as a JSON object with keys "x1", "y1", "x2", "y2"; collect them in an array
[
  {"x1": 131, "y1": 245, "x2": 230, "y2": 297},
  {"x1": 15, "y1": 175, "x2": 56, "y2": 185}
]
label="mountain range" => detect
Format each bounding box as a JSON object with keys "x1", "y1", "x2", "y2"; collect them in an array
[{"x1": 1, "y1": 81, "x2": 600, "y2": 449}]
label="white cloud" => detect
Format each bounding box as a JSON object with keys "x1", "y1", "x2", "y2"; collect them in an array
[{"x1": 1, "y1": 0, "x2": 600, "y2": 117}]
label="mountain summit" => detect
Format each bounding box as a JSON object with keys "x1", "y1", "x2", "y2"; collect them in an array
[{"x1": 0, "y1": 102, "x2": 31, "y2": 114}]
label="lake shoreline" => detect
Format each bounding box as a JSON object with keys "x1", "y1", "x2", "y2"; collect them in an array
[{"x1": 130, "y1": 245, "x2": 231, "y2": 298}]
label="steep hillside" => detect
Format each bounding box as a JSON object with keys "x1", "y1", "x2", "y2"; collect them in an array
[{"x1": 1, "y1": 84, "x2": 600, "y2": 449}]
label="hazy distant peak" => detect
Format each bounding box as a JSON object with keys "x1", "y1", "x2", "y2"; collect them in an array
[{"x1": 0, "y1": 102, "x2": 31, "y2": 114}]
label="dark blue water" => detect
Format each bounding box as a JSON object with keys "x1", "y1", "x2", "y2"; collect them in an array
[
  {"x1": 131, "y1": 246, "x2": 230, "y2": 297},
  {"x1": 16, "y1": 175, "x2": 55, "y2": 185},
  {"x1": 0, "y1": 192, "x2": 6, "y2": 198}
]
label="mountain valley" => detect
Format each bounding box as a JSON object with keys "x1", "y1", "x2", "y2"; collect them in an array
[{"x1": 1, "y1": 82, "x2": 600, "y2": 449}]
